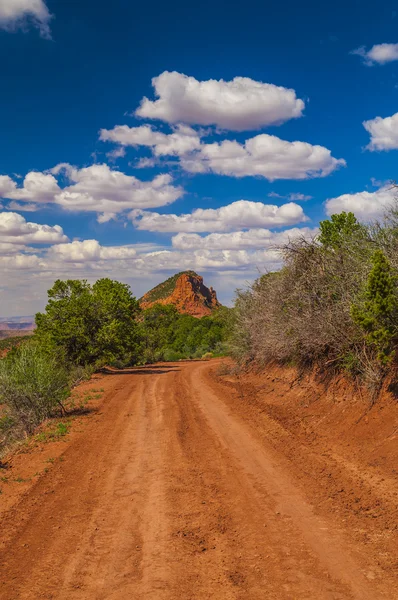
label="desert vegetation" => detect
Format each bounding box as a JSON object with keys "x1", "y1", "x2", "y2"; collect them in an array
[
  {"x1": 138, "y1": 304, "x2": 230, "y2": 364},
  {"x1": 0, "y1": 277, "x2": 229, "y2": 452},
  {"x1": 232, "y1": 206, "x2": 398, "y2": 396}
]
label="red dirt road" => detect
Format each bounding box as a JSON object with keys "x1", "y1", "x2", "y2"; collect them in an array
[{"x1": 0, "y1": 360, "x2": 396, "y2": 599}]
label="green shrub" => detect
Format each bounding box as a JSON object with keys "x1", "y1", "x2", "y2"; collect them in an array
[
  {"x1": 35, "y1": 278, "x2": 141, "y2": 367},
  {"x1": 0, "y1": 342, "x2": 71, "y2": 433},
  {"x1": 231, "y1": 207, "x2": 398, "y2": 390},
  {"x1": 351, "y1": 250, "x2": 398, "y2": 366},
  {"x1": 162, "y1": 348, "x2": 185, "y2": 362},
  {"x1": 138, "y1": 304, "x2": 232, "y2": 363}
]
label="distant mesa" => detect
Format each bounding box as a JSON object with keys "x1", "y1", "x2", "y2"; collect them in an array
[
  {"x1": 140, "y1": 271, "x2": 221, "y2": 318},
  {"x1": 0, "y1": 316, "x2": 35, "y2": 341}
]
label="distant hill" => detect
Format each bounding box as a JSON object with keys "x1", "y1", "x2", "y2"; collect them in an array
[
  {"x1": 140, "y1": 271, "x2": 221, "y2": 317},
  {"x1": 0, "y1": 316, "x2": 35, "y2": 339}
]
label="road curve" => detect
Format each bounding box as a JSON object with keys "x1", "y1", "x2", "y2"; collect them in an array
[{"x1": 0, "y1": 360, "x2": 395, "y2": 599}]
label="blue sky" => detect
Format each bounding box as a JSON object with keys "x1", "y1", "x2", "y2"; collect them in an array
[{"x1": 1, "y1": 0, "x2": 398, "y2": 315}]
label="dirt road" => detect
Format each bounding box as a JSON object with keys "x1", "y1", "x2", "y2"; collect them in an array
[{"x1": 0, "y1": 360, "x2": 396, "y2": 599}]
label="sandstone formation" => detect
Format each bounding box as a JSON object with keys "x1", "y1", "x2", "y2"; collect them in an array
[{"x1": 140, "y1": 271, "x2": 220, "y2": 317}]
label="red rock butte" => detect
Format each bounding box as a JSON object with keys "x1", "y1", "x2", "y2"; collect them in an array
[{"x1": 140, "y1": 271, "x2": 221, "y2": 318}]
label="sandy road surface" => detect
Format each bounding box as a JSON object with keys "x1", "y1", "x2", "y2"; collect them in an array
[{"x1": 0, "y1": 361, "x2": 396, "y2": 599}]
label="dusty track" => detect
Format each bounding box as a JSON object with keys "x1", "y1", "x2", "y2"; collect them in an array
[{"x1": 0, "y1": 360, "x2": 396, "y2": 599}]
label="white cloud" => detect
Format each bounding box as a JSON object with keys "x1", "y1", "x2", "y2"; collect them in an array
[
  {"x1": 53, "y1": 164, "x2": 183, "y2": 222},
  {"x1": 47, "y1": 239, "x2": 138, "y2": 263},
  {"x1": 180, "y1": 134, "x2": 345, "y2": 181},
  {"x1": 0, "y1": 164, "x2": 184, "y2": 221},
  {"x1": 131, "y1": 200, "x2": 307, "y2": 233},
  {"x1": 135, "y1": 71, "x2": 305, "y2": 131},
  {"x1": 135, "y1": 157, "x2": 156, "y2": 169},
  {"x1": 0, "y1": 0, "x2": 52, "y2": 38},
  {"x1": 0, "y1": 211, "x2": 67, "y2": 244},
  {"x1": 7, "y1": 201, "x2": 39, "y2": 212},
  {"x1": 288, "y1": 192, "x2": 313, "y2": 201},
  {"x1": 352, "y1": 43, "x2": 398, "y2": 66},
  {"x1": 363, "y1": 112, "x2": 398, "y2": 151},
  {"x1": 268, "y1": 192, "x2": 313, "y2": 201},
  {"x1": 0, "y1": 253, "x2": 41, "y2": 270},
  {"x1": 325, "y1": 184, "x2": 397, "y2": 220},
  {"x1": 100, "y1": 124, "x2": 201, "y2": 156},
  {"x1": 129, "y1": 247, "x2": 282, "y2": 273},
  {"x1": 106, "y1": 147, "x2": 126, "y2": 162},
  {"x1": 172, "y1": 226, "x2": 318, "y2": 250},
  {"x1": 0, "y1": 171, "x2": 60, "y2": 204}
]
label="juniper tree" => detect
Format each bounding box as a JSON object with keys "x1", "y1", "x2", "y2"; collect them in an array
[{"x1": 351, "y1": 250, "x2": 398, "y2": 366}]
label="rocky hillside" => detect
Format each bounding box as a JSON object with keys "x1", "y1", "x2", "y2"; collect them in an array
[{"x1": 140, "y1": 271, "x2": 220, "y2": 317}]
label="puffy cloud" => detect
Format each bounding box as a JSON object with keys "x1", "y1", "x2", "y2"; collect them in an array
[
  {"x1": 0, "y1": 253, "x2": 41, "y2": 270},
  {"x1": 363, "y1": 112, "x2": 398, "y2": 151},
  {"x1": 130, "y1": 247, "x2": 282, "y2": 273},
  {"x1": 0, "y1": 171, "x2": 60, "y2": 205},
  {"x1": 135, "y1": 71, "x2": 305, "y2": 131},
  {"x1": 0, "y1": 0, "x2": 52, "y2": 38},
  {"x1": 0, "y1": 164, "x2": 183, "y2": 221},
  {"x1": 54, "y1": 164, "x2": 183, "y2": 222},
  {"x1": 352, "y1": 43, "x2": 398, "y2": 66},
  {"x1": 325, "y1": 184, "x2": 396, "y2": 221},
  {"x1": 131, "y1": 200, "x2": 307, "y2": 233},
  {"x1": 180, "y1": 134, "x2": 345, "y2": 180},
  {"x1": 47, "y1": 239, "x2": 138, "y2": 263},
  {"x1": 172, "y1": 226, "x2": 318, "y2": 251},
  {"x1": 100, "y1": 124, "x2": 201, "y2": 156},
  {"x1": 0, "y1": 211, "x2": 67, "y2": 244}
]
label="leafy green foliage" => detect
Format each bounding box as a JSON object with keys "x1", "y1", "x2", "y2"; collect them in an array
[
  {"x1": 319, "y1": 211, "x2": 366, "y2": 249},
  {"x1": 0, "y1": 335, "x2": 31, "y2": 352},
  {"x1": 139, "y1": 304, "x2": 231, "y2": 362},
  {"x1": 35, "y1": 278, "x2": 141, "y2": 366},
  {"x1": 0, "y1": 341, "x2": 71, "y2": 433},
  {"x1": 351, "y1": 250, "x2": 398, "y2": 366}
]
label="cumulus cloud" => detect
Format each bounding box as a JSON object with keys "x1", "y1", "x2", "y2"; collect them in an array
[
  {"x1": 0, "y1": 0, "x2": 52, "y2": 38},
  {"x1": 135, "y1": 71, "x2": 305, "y2": 131},
  {"x1": 47, "y1": 239, "x2": 138, "y2": 263},
  {"x1": 100, "y1": 124, "x2": 201, "y2": 156},
  {"x1": 0, "y1": 253, "x2": 42, "y2": 270},
  {"x1": 180, "y1": 134, "x2": 345, "y2": 181},
  {"x1": 325, "y1": 184, "x2": 397, "y2": 221},
  {"x1": 0, "y1": 171, "x2": 60, "y2": 204},
  {"x1": 352, "y1": 43, "x2": 398, "y2": 66},
  {"x1": 110, "y1": 127, "x2": 345, "y2": 181},
  {"x1": 53, "y1": 164, "x2": 184, "y2": 222},
  {"x1": 0, "y1": 164, "x2": 184, "y2": 221},
  {"x1": 172, "y1": 226, "x2": 318, "y2": 251},
  {"x1": 0, "y1": 211, "x2": 67, "y2": 245},
  {"x1": 131, "y1": 200, "x2": 307, "y2": 233},
  {"x1": 363, "y1": 112, "x2": 398, "y2": 151}
]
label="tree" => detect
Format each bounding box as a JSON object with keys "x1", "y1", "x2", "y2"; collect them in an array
[
  {"x1": 35, "y1": 278, "x2": 141, "y2": 366},
  {"x1": 319, "y1": 212, "x2": 365, "y2": 249},
  {"x1": 351, "y1": 250, "x2": 398, "y2": 366},
  {"x1": 139, "y1": 304, "x2": 179, "y2": 363}
]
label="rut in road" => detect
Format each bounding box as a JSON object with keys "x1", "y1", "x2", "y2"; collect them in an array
[{"x1": 0, "y1": 361, "x2": 395, "y2": 599}]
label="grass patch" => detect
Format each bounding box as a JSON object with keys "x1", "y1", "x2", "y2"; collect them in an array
[{"x1": 35, "y1": 421, "x2": 70, "y2": 443}]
